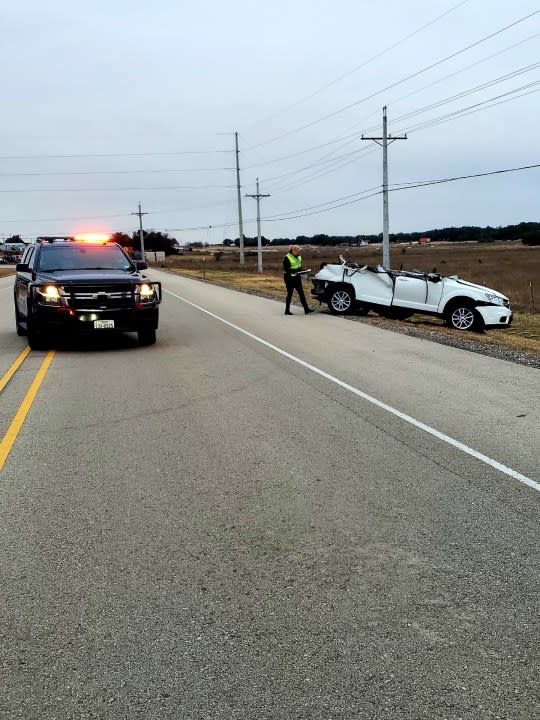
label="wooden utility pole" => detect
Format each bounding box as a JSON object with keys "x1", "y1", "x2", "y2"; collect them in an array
[
  {"x1": 235, "y1": 132, "x2": 245, "y2": 264},
  {"x1": 362, "y1": 107, "x2": 407, "y2": 268}
]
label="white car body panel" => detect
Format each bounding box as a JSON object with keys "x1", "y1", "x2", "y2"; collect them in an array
[{"x1": 312, "y1": 260, "x2": 512, "y2": 329}]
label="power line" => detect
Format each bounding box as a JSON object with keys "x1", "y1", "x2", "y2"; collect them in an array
[
  {"x1": 360, "y1": 61, "x2": 540, "y2": 133},
  {"x1": 279, "y1": 78, "x2": 540, "y2": 193},
  {"x1": 247, "y1": 9, "x2": 540, "y2": 149},
  {"x1": 267, "y1": 147, "x2": 377, "y2": 197},
  {"x1": 256, "y1": 163, "x2": 540, "y2": 225},
  {"x1": 388, "y1": 163, "x2": 540, "y2": 192},
  {"x1": 0, "y1": 184, "x2": 236, "y2": 193},
  {"x1": 0, "y1": 168, "x2": 235, "y2": 177},
  {"x1": 0, "y1": 149, "x2": 233, "y2": 161},
  {"x1": 378, "y1": 31, "x2": 540, "y2": 115},
  {"x1": 401, "y1": 80, "x2": 540, "y2": 134},
  {"x1": 242, "y1": 37, "x2": 540, "y2": 188},
  {"x1": 242, "y1": 0, "x2": 471, "y2": 134},
  {"x1": 242, "y1": 32, "x2": 540, "y2": 179}
]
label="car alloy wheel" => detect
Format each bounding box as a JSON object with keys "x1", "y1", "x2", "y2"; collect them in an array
[
  {"x1": 329, "y1": 288, "x2": 353, "y2": 314},
  {"x1": 449, "y1": 306, "x2": 476, "y2": 330}
]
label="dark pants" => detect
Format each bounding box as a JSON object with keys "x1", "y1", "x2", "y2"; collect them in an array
[{"x1": 285, "y1": 274, "x2": 309, "y2": 312}]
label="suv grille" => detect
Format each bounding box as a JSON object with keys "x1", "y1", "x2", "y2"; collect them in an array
[{"x1": 61, "y1": 283, "x2": 133, "y2": 310}]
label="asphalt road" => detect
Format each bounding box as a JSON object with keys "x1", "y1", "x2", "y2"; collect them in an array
[{"x1": 0, "y1": 270, "x2": 538, "y2": 719}]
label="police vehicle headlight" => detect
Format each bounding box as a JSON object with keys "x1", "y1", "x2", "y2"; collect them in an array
[
  {"x1": 36, "y1": 285, "x2": 64, "y2": 305},
  {"x1": 136, "y1": 283, "x2": 156, "y2": 302}
]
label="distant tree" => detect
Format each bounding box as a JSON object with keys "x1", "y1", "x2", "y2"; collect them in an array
[
  {"x1": 110, "y1": 232, "x2": 132, "y2": 249},
  {"x1": 131, "y1": 230, "x2": 177, "y2": 254}
]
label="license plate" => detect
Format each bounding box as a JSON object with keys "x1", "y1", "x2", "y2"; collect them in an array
[{"x1": 94, "y1": 319, "x2": 114, "y2": 329}]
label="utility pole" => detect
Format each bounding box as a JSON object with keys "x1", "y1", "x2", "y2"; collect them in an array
[
  {"x1": 131, "y1": 202, "x2": 148, "y2": 263},
  {"x1": 235, "y1": 132, "x2": 245, "y2": 265},
  {"x1": 245, "y1": 178, "x2": 270, "y2": 273},
  {"x1": 362, "y1": 107, "x2": 406, "y2": 268}
]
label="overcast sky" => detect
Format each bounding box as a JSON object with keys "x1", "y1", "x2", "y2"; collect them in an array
[{"x1": 1, "y1": 0, "x2": 539, "y2": 244}]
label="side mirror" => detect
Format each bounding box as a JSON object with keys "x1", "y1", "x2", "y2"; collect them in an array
[
  {"x1": 136, "y1": 261, "x2": 147, "y2": 270},
  {"x1": 16, "y1": 263, "x2": 30, "y2": 272}
]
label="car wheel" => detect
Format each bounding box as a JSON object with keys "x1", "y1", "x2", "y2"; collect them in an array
[
  {"x1": 328, "y1": 286, "x2": 354, "y2": 315},
  {"x1": 446, "y1": 304, "x2": 481, "y2": 331},
  {"x1": 27, "y1": 323, "x2": 48, "y2": 350},
  {"x1": 138, "y1": 328, "x2": 156, "y2": 346}
]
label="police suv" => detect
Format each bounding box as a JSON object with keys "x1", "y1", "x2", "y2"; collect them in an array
[{"x1": 14, "y1": 235, "x2": 162, "y2": 349}]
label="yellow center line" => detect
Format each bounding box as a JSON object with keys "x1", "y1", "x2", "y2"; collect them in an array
[
  {"x1": 0, "y1": 346, "x2": 31, "y2": 394},
  {"x1": 0, "y1": 350, "x2": 55, "y2": 473}
]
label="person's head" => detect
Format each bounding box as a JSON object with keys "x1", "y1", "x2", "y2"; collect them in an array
[{"x1": 289, "y1": 244, "x2": 301, "y2": 256}]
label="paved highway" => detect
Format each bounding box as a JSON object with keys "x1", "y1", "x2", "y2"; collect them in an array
[{"x1": 0, "y1": 270, "x2": 538, "y2": 719}]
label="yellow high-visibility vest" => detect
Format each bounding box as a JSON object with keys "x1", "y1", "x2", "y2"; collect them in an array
[{"x1": 286, "y1": 253, "x2": 302, "y2": 276}]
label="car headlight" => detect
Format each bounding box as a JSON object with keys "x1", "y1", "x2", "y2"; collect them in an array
[
  {"x1": 136, "y1": 283, "x2": 156, "y2": 302},
  {"x1": 35, "y1": 285, "x2": 64, "y2": 305},
  {"x1": 485, "y1": 292, "x2": 505, "y2": 306}
]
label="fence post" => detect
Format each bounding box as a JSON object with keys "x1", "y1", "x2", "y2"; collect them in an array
[{"x1": 530, "y1": 280, "x2": 535, "y2": 311}]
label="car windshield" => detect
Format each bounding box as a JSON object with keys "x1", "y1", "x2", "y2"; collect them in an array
[{"x1": 38, "y1": 245, "x2": 134, "y2": 272}]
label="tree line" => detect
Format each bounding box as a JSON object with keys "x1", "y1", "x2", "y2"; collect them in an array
[
  {"x1": 224, "y1": 221, "x2": 540, "y2": 247},
  {"x1": 4, "y1": 221, "x2": 539, "y2": 251}
]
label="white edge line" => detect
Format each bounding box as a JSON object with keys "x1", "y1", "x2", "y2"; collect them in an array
[{"x1": 166, "y1": 289, "x2": 540, "y2": 493}]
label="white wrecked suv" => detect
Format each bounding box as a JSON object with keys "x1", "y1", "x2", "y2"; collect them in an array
[{"x1": 311, "y1": 256, "x2": 512, "y2": 331}]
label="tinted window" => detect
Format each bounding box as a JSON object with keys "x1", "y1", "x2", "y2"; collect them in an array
[{"x1": 38, "y1": 245, "x2": 133, "y2": 272}]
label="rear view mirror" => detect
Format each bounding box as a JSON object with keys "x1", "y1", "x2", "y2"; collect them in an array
[
  {"x1": 16, "y1": 263, "x2": 30, "y2": 272},
  {"x1": 136, "y1": 261, "x2": 147, "y2": 270}
]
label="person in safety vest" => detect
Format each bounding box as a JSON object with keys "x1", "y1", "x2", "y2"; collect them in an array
[{"x1": 283, "y1": 244, "x2": 313, "y2": 315}]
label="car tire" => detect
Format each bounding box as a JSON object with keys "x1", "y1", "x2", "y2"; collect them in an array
[
  {"x1": 138, "y1": 327, "x2": 156, "y2": 346},
  {"x1": 327, "y1": 285, "x2": 355, "y2": 315},
  {"x1": 445, "y1": 303, "x2": 482, "y2": 331},
  {"x1": 27, "y1": 323, "x2": 48, "y2": 350}
]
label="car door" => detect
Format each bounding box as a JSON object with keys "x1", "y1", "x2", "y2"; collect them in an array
[
  {"x1": 392, "y1": 273, "x2": 443, "y2": 311},
  {"x1": 352, "y1": 267, "x2": 394, "y2": 307}
]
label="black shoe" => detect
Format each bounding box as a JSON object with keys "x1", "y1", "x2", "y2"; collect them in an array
[
  {"x1": 304, "y1": 308, "x2": 314, "y2": 314},
  {"x1": 285, "y1": 310, "x2": 293, "y2": 315}
]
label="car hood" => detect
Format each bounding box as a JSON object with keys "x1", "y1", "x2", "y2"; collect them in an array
[
  {"x1": 447, "y1": 277, "x2": 508, "y2": 301},
  {"x1": 35, "y1": 270, "x2": 144, "y2": 284}
]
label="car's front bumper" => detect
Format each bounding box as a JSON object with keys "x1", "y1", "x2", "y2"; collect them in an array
[
  {"x1": 30, "y1": 304, "x2": 159, "y2": 334},
  {"x1": 476, "y1": 305, "x2": 512, "y2": 327}
]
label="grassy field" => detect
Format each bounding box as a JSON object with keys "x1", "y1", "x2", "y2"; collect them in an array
[{"x1": 162, "y1": 241, "x2": 540, "y2": 355}]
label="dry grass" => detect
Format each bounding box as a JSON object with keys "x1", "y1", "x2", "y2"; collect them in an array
[{"x1": 0, "y1": 268, "x2": 14, "y2": 278}]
